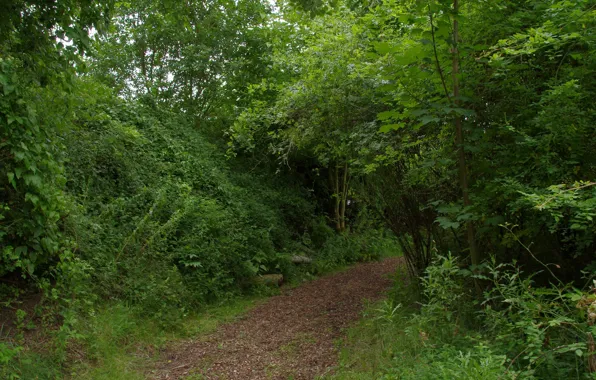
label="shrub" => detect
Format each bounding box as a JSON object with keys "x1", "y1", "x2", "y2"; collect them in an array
[
  {"x1": 57, "y1": 80, "x2": 322, "y2": 319},
  {"x1": 314, "y1": 230, "x2": 400, "y2": 273}
]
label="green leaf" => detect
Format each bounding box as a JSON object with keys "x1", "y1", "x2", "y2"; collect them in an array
[
  {"x1": 380, "y1": 123, "x2": 405, "y2": 133},
  {"x1": 15, "y1": 246, "x2": 28, "y2": 257},
  {"x1": 378, "y1": 110, "x2": 400, "y2": 121},
  {"x1": 374, "y1": 42, "x2": 396, "y2": 55},
  {"x1": 4, "y1": 84, "x2": 15, "y2": 95},
  {"x1": 456, "y1": 213, "x2": 474, "y2": 221},
  {"x1": 7, "y1": 172, "x2": 16, "y2": 189},
  {"x1": 23, "y1": 174, "x2": 42, "y2": 188},
  {"x1": 419, "y1": 115, "x2": 440, "y2": 125},
  {"x1": 436, "y1": 216, "x2": 460, "y2": 229}
]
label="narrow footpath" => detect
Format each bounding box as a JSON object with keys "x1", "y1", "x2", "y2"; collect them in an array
[{"x1": 153, "y1": 257, "x2": 402, "y2": 379}]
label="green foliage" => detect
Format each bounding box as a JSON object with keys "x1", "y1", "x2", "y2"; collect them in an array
[
  {"x1": 92, "y1": 0, "x2": 270, "y2": 128},
  {"x1": 0, "y1": 58, "x2": 66, "y2": 277},
  {"x1": 264, "y1": 0, "x2": 596, "y2": 279},
  {"x1": 314, "y1": 229, "x2": 400, "y2": 272},
  {"x1": 0, "y1": 0, "x2": 112, "y2": 281},
  {"x1": 231, "y1": 10, "x2": 379, "y2": 164},
  {"x1": 480, "y1": 260, "x2": 589, "y2": 378},
  {"x1": 1, "y1": 0, "x2": 595, "y2": 377},
  {"x1": 520, "y1": 181, "x2": 596, "y2": 255},
  {"x1": 333, "y1": 254, "x2": 595, "y2": 379},
  {"x1": 412, "y1": 255, "x2": 591, "y2": 378},
  {"x1": 379, "y1": 344, "x2": 513, "y2": 380},
  {"x1": 0, "y1": 346, "x2": 62, "y2": 380},
  {"x1": 58, "y1": 79, "x2": 318, "y2": 319},
  {"x1": 0, "y1": 342, "x2": 22, "y2": 380}
]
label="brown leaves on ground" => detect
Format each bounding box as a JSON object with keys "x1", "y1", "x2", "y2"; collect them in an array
[{"x1": 152, "y1": 257, "x2": 402, "y2": 379}]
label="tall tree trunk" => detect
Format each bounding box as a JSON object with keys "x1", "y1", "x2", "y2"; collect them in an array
[{"x1": 452, "y1": 0, "x2": 479, "y2": 266}]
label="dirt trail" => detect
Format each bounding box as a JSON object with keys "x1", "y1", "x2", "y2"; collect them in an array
[{"x1": 152, "y1": 257, "x2": 402, "y2": 379}]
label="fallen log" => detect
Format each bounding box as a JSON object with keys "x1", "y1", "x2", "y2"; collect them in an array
[
  {"x1": 290, "y1": 255, "x2": 312, "y2": 264},
  {"x1": 255, "y1": 274, "x2": 284, "y2": 287}
]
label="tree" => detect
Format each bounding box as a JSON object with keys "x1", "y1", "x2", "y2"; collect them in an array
[
  {"x1": 0, "y1": 0, "x2": 112, "y2": 277},
  {"x1": 230, "y1": 10, "x2": 382, "y2": 232},
  {"x1": 92, "y1": 0, "x2": 271, "y2": 129}
]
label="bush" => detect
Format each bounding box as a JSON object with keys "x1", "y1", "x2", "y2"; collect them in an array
[
  {"x1": 314, "y1": 230, "x2": 400, "y2": 273},
  {"x1": 414, "y1": 255, "x2": 591, "y2": 378},
  {"x1": 57, "y1": 79, "x2": 321, "y2": 320},
  {"x1": 480, "y1": 261, "x2": 590, "y2": 378}
]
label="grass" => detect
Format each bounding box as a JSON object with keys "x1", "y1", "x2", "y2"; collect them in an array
[
  {"x1": 67, "y1": 296, "x2": 265, "y2": 379},
  {"x1": 322, "y1": 266, "x2": 420, "y2": 380},
  {"x1": 326, "y1": 302, "x2": 416, "y2": 379},
  {"x1": 1, "y1": 349, "x2": 64, "y2": 380}
]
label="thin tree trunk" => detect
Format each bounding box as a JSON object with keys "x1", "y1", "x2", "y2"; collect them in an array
[
  {"x1": 333, "y1": 165, "x2": 341, "y2": 232},
  {"x1": 452, "y1": 0, "x2": 479, "y2": 267},
  {"x1": 339, "y1": 162, "x2": 349, "y2": 232}
]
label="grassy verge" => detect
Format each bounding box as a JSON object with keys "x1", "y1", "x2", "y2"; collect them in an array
[
  {"x1": 68, "y1": 296, "x2": 265, "y2": 379},
  {"x1": 323, "y1": 267, "x2": 417, "y2": 380},
  {"x1": 327, "y1": 255, "x2": 589, "y2": 379},
  {"x1": 325, "y1": 265, "x2": 507, "y2": 380},
  {"x1": 1, "y1": 296, "x2": 265, "y2": 380}
]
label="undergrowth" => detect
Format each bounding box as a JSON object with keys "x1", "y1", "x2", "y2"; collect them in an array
[
  {"x1": 330, "y1": 255, "x2": 595, "y2": 380},
  {"x1": 1, "y1": 296, "x2": 263, "y2": 380}
]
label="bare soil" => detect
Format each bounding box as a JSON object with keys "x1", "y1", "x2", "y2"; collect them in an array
[{"x1": 152, "y1": 257, "x2": 402, "y2": 379}]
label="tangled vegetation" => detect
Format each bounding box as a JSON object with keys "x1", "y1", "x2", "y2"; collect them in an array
[{"x1": 1, "y1": 0, "x2": 595, "y2": 378}]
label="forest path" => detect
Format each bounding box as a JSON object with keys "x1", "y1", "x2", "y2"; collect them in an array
[{"x1": 152, "y1": 257, "x2": 402, "y2": 379}]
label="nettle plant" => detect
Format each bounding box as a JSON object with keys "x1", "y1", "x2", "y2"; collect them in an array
[
  {"x1": 410, "y1": 254, "x2": 595, "y2": 378},
  {"x1": 479, "y1": 260, "x2": 592, "y2": 378}
]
